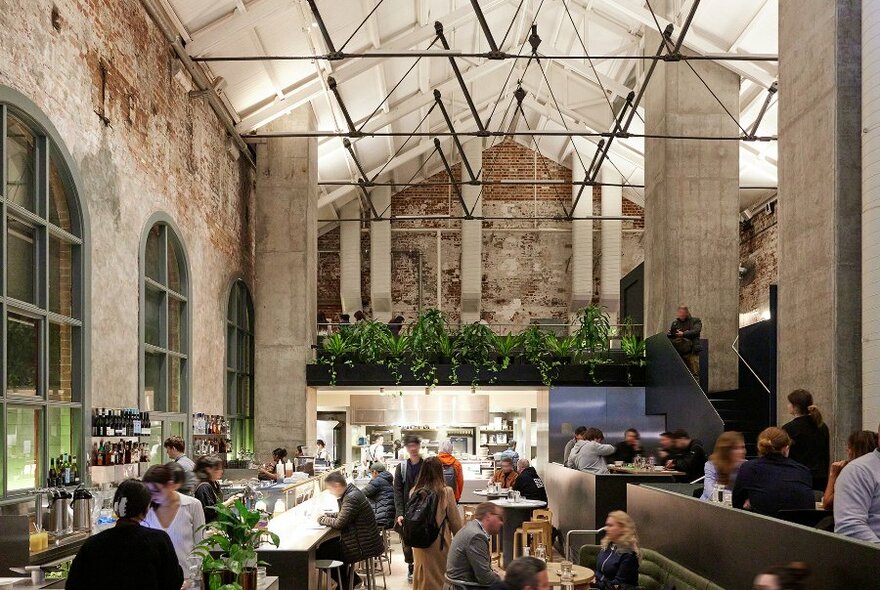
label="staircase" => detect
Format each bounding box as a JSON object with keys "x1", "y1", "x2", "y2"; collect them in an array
[{"x1": 708, "y1": 389, "x2": 767, "y2": 457}]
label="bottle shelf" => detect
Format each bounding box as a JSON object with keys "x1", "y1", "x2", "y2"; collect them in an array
[
  {"x1": 193, "y1": 433, "x2": 231, "y2": 439},
  {"x1": 90, "y1": 435, "x2": 150, "y2": 440}
]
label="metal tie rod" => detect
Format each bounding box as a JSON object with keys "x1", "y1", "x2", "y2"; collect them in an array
[
  {"x1": 435, "y1": 22, "x2": 486, "y2": 133},
  {"x1": 434, "y1": 138, "x2": 473, "y2": 218},
  {"x1": 434, "y1": 90, "x2": 478, "y2": 182},
  {"x1": 243, "y1": 130, "x2": 776, "y2": 141},
  {"x1": 193, "y1": 53, "x2": 777, "y2": 62}
]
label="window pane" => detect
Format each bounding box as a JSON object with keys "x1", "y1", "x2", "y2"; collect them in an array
[
  {"x1": 145, "y1": 287, "x2": 163, "y2": 347},
  {"x1": 228, "y1": 287, "x2": 238, "y2": 323},
  {"x1": 145, "y1": 225, "x2": 163, "y2": 284},
  {"x1": 226, "y1": 325, "x2": 237, "y2": 370},
  {"x1": 49, "y1": 234, "x2": 73, "y2": 317},
  {"x1": 227, "y1": 371, "x2": 237, "y2": 417},
  {"x1": 167, "y1": 237, "x2": 183, "y2": 294},
  {"x1": 47, "y1": 406, "x2": 79, "y2": 466},
  {"x1": 243, "y1": 334, "x2": 252, "y2": 374},
  {"x1": 144, "y1": 352, "x2": 165, "y2": 412},
  {"x1": 7, "y1": 313, "x2": 39, "y2": 396},
  {"x1": 6, "y1": 116, "x2": 37, "y2": 212},
  {"x1": 168, "y1": 356, "x2": 182, "y2": 413},
  {"x1": 145, "y1": 421, "x2": 164, "y2": 464},
  {"x1": 7, "y1": 219, "x2": 37, "y2": 304},
  {"x1": 7, "y1": 406, "x2": 41, "y2": 491},
  {"x1": 48, "y1": 321, "x2": 73, "y2": 402},
  {"x1": 239, "y1": 375, "x2": 251, "y2": 417},
  {"x1": 48, "y1": 155, "x2": 74, "y2": 234},
  {"x1": 168, "y1": 297, "x2": 184, "y2": 353}
]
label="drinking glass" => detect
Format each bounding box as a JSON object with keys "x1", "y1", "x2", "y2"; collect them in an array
[{"x1": 560, "y1": 560, "x2": 574, "y2": 582}]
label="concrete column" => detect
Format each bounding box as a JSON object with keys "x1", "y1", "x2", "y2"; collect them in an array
[
  {"x1": 778, "y1": 0, "x2": 862, "y2": 455},
  {"x1": 643, "y1": 22, "x2": 740, "y2": 392},
  {"x1": 864, "y1": 0, "x2": 880, "y2": 430},
  {"x1": 460, "y1": 139, "x2": 483, "y2": 324},
  {"x1": 370, "y1": 187, "x2": 392, "y2": 320},
  {"x1": 339, "y1": 199, "x2": 362, "y2": 316},
  {"x1": 254, "y1": 109, "x2": 317, "y2": 456},
  {"x1": 570, "y1": 147, "x2": 593, "y2": 315},
  {"x1": 600, "y1": 166, "x2": 623, "y2": 324}
]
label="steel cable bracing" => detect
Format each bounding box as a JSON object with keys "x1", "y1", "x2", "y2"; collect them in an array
[
  {"x1": 339, "y1": 0, "x2": 386, "y2": 52},
  {"x1": 369, "y1": 102, "x2": 436, "y2": 183}
]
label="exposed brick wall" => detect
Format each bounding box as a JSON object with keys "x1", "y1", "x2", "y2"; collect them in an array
[
  {"x1": 740, "y1": 207, "x2": 778, "y2": 314},
  {"x1": 0, "y1": 0, "x2": 254, "y2": 413},
  {"x1": 316, "y1": 139, "x2": 647, "y2": 326}
]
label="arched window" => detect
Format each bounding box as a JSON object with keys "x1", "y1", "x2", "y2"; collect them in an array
[
  {"x1": 1, "y1": 92, "x2": 87, "y2": 496},
  {"x1": 226, "y1": 279, "x2": 254, "y2": 456},
  {"x1": 140, "y1": 217, "x2": 189, "y2": 443}
]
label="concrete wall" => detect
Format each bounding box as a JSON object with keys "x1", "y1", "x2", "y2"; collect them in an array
[
  {"x1": 778, "y1": 0, "x2": 862, "y2": 455},
  {"x1": 0, "y1": 0, "x2": 254, "y2": 414}
]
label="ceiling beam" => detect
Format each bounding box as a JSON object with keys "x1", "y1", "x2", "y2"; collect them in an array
[{"x1": 186, "y1": 0, "x2": 295, "y2": 56}]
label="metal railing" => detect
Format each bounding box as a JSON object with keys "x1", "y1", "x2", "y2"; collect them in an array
[
  {"x1": 564, "y1": 527, "x2": 605, "y2": 563},
  {"x1": 730, "y1": 336, "x2": 771, "y2": 395}
]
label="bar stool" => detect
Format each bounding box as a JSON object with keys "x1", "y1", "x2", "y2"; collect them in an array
[
  {"x1": 375, "y1": 529, "x2": 393, "y2": 575},
  {"x1": 315, "y1": 559, "x2": 344, "y2": 590},
  {"x1": 531, "y1": 508, "x2": 553, "y2": 523},
  {"x1": 512, "y1": 522, "x2": 550, "y2": 560},
  {"x1": 352, "y1": 556, "x2": 383, "y2": 590}
]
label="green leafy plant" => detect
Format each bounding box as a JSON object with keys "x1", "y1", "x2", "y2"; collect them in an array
[
  {"x1": 318, "y1": 332, "x2": 354, "y2": 386},
  {"x1": 454, "y1": 323, "x2": 499, "y2": 385},
  {"x1": 521, "y1": 325, "x2": 560, "y2": 387},
  {"x1": 492, "y1": 333, "x2": 522, "y2": 369},
  {"x1": 382, "y1": 333, "x2": 410, "y2": 386},
  {"x1": 543, "y1": 333, "x2": 578, "y2": 360},
  {"x1": 348, "y1": 321, "x2": 393, "y2": 365},
  {"x1": 195, "y1": 500, "x2": 280, "y2": 590},
  {"x1": 408, "y1": 309, "x2": 450, "y2": 387},
  {"x1": 620, "y1": 334, "x2": 646, "y2": 365},
  {"x1": 572, "y1": 305, "x2": 612, "y2": 360}
]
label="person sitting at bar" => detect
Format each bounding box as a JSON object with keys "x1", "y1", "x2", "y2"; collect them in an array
[
  {"x1": 193, "y1": 455, "x2": 239, "y2": 522},
  {"x1": 592, "y1": 511, "x2": 640, "y2": 590},
  {"x1": 163, "y1": 436, "x2": 195, "y2": 493},
  {"x1": 701, "y1": 431, "x2": 746, "y2": 501},
  {"x1": 781, "y1": 389, "x2": 831, "y2": 491},
  {"x1": 665, "y1": 429, "x2": 707, "y2": 481},
  {"x1": 823, "y1": 429, "x2": 878, "y2": 510},
  {"x1": 439, "y1": 438, "x2": 464, "y2": 501},
  {"x1": 316, "y1": 471, "x2": 385, "y2": 590},
  {"x1": 258, "y1": 447, "x2": 287, "y2": 481},
  {"x1": 667, "y1": 305, "x2": 702, "y2": 377},
  {"x1": 610, "y1": 428, "x2": 643, "y2": 464},
  {"x1": 491, "y1": 457, "x2": 520, "y2": 488},
  {"x1": 446, "y1": 502, "x2": 504, "y2": 587},
  {"x1": 564, "y1": 426, "x2": 587, "y2": 467},
  {"x1": 142, "y1": 464, "x2": 205, "y2": 576},
  {"x1": 362, "y1": 462, "x2": 396, "y2": 530},
  {"x1": 568, "y1": 427, "x2": 615, "y2": 474},
  {"x1": 66, "y1": 479, "x2": 183, "y2": 590},
  {"x1": 500, "y1": 440, "x2": 520, "y2": 464},
  {"x1": 488, "y1": 556, "x2": 550, "y2": 590},
  {"x1": 512, "y1": 458, "x2": 548, "y2": 503},
  {"x1": 732, "y1": 427, "x2": 814, "y2": 517},
  {"x1": 752, "y1": 561, "x2": 812, "y2": 590},
  {"x1": 833, "y1": 423, "x2": 880, "y2": 543}
]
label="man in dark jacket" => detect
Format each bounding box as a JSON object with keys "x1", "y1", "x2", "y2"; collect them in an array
[
  {"x1": 666, "y1": 429, "x2": 707, "y2": 482},
  {"x1": 362, "y1": 462, "x2": 395, "y2": 529},
  {"x1": 512, "y1": 459, "x2": 548, "y2": 503},
  {"x1": 667, "y1": 305, "x2": 702, "y2": 377},
  {"x1": 394, "y1": 435, "x2": 423, "y2": 581},
  {"x1": 317, "y1": 472, "x2": 384, "y2": 589}
]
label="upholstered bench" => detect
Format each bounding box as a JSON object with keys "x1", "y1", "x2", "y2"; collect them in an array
[{"x1": 579, "y1": 544, "x2": 725, "y2": 590}]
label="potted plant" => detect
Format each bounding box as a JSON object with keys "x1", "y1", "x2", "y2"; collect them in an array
[
  {"x1": 454, "y1": 322, "x2": 499, "y2": 386},
  {"x1": 195, "y1": 500, "x2": 280, "y2": 590},
  {"x1": 492, "y1": 332, "x2": 522, "y2": 369},
  {"x1": 572, "y1": 305, "x2": 612, "y2": 361}
]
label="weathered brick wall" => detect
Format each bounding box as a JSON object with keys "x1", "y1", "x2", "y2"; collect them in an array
[
  {"x1": 316, "y1": 139, "x2": 647, "y2": 326},
  {"x1": 0, "y1": 0, "x2": 254, "y2": 413},
  {"x1": 740, "y1": 207, "x2": 778, "y2": 315}
]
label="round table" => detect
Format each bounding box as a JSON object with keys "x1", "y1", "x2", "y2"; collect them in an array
[
  {"x1": 474, "y1": 488, "x2": 510, "y2": 500},
  {"x1": 545, "y1": 562, "x2": 594, "y2": 589},
  {"x1": 490, "y1": 498, "x2": 547, "y2": 567}
]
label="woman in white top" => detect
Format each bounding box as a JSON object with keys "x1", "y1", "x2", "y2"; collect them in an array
[
  {"x1": 700, "y1": 431, "x2": 746, "y2": 501},
  {"x1": 142, "y1": 463, "x2": 205, "y2": 574}
]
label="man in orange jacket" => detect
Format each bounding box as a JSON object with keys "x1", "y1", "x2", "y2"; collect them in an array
[{"x1": 438, "y1": 439, "x2": 464, "y2": 501}]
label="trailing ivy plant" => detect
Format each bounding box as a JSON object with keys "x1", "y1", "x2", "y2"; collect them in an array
[
  {"x1": 348, "y1": 320, "x2": 393, "y2": 365},
  {"x1": 455, "y1": 322, "x2": 499, "y2": 386},
  {"x1": 493, "y1": 333, "x2": 522, "y2": 370},
  {"x1": 521, "y1": 325, "x2": 560, "y2": 387},
  {"x1": 318, "y1": 332, "x2": 354, "y2": 386},
  {"x1": 381, "y1": 332, "x2": 410, "y2": 386},
  {"x1": 408, "y1": 309, "x2": 449, "y2": 388}
]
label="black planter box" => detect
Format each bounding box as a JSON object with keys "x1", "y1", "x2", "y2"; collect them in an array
[{"x1": 306, "y1": 362, "x2": 645, "y2": 387}]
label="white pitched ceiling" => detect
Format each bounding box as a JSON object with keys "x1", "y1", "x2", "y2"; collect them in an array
[{"x1": 164, "y1": 0, "x2": 779, "y2": 219}]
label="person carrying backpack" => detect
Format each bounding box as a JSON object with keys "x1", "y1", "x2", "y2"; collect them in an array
[
  {"x1": 438, "y1": 439, "x2": 464, "y2": 501},
  {"x1": 403, "y1": 457, "x2": 462, "y2": 590},
  {"x1": 394, "y1": 435, "x2": 424, "y2": 581}
]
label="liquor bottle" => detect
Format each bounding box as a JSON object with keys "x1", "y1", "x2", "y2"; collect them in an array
[
  {"x1": 62, "y1": 455, "x2": 71, "y2": 485},
  {"x1": 133, "y1": 411, "x2": 141, "y2": 435},
  {"x1": 71, "y1": 456, "x2": 80, "y2": 485},
  {"x1": 143, "y1": 413, "x2": 151, "y2": 436},
  {"x1": 49, "y1": 458, "x2": 57, "y2": 487}
]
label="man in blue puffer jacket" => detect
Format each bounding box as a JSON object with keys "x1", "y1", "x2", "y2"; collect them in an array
[{"x1": 362, "y1": 462, "x2": 396, "y2": 529}]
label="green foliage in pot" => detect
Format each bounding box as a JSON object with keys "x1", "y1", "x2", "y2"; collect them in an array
[
  {"x1": 348, "y1": 321, "x2": 393, "y2": 365},
  {"x1": 572, "y1": 305, "x2": 612, "y2": 359},
  {"x1": 521, "y1": 325, "x2": 560, "y2": 387},
  {"x1": 543, "y1": 333, "x2": 578, "y2": 361},
  {"x1": 408, "y1": 309, "x2": 449, "y2": 387},
  {"x1": 195, "y1": 500, "x2": 280, "y2": 590},
  {"x1": 318, "y1": 332, "x2": 354, "y2": 386},
  {"x1": 493, "y1": 333, "x2": 522, "y2": 369},
  {"x1": 454, "y1": 322, "x2": 499, "y2": 385},
  {"x1": 381, "y1": 332, "x2": 410, "y2": 386}
]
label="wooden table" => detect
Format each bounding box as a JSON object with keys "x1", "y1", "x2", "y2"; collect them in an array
[
  {"x1": 491, "y1": 498, "x2": 547, "y2": 567},
  {"x1": 546, "y1": 562, "x2": 594, "y2": 589},
  {"x1": 608, "y1": 465, "x2": 686, "y2": 476}
]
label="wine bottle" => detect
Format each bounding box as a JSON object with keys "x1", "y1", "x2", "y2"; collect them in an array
[
  {"x1": 49, "y1": 458, "x2": 57, "y2": 487},
  {"x1": 72, "y1": 456, "x2": 80, "y2": 485}
]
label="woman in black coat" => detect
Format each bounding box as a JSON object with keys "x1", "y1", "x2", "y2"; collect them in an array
[
  {"x1": 781, "y1": 389, "x2": 830, "y2": 490},
  {"x1": 362, "y1": 462, "x2": 396, "y2": 529},
  {"x1": 592, "y1": 511, "x2": 640, "y2": 590},
  {"x1": 317, "y1": 472, "x2": 385, "y2": 589}
]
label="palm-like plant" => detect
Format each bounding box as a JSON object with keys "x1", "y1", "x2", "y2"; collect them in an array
[
  {"x1": 454, "y1": 323, "x2": 499, "y2": 385},
  {"x1": 543, "y1": 333, "x2": 578, "y2": 360},
  {"x1": 348, "y1": 320, "x2": 393, "y2": 364},
  {"x1": 573, "y1": 305, "x2": 612, "y2": 356},
  {"x1": 318, "y1": 333, "x2": 354, "y2": 386},
  {"x1": 493, "y1": 333, "x2": 522, "y2": 369}
]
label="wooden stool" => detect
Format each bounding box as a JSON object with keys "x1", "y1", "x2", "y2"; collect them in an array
[
  {"x1": 513, "y1": 522, "x2": 550, "y2": 560},
  {"x1": 532, "y1": 508, "x2": 553, "y2": 523},
  {"x1": 490, "y1": 532, "x2": 503, "y2": 568},
  {"x1": 316, "y1": 559, "x2": 344, "y2": 590}
]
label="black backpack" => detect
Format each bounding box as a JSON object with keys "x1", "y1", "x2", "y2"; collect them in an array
[
  {"x1": 442, "y1": 463, "x2": 456, "y2": 490},
  {"x1": 402, "y1": 489, "x2": 445, "y2": 549}
]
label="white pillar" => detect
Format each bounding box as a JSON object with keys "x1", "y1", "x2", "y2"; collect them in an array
[
  {"x1": 339, "y1": 199, "x2": 362, "y2": 316},
  {"x1": 600, "y1": 166, "x2": 623, "y2": 325},
  {"x1": 863, "y1": 0, "x2": 880, "y2": 430},
  {"x1": 460, "y1": 138, "x2": 483, "y2": 324},
  {"x1": 370, "y1": 187, "x2": 392, "y2": 320},
  {"x1": 570, "y1": 146, "x2": 593, "y2": 315}
]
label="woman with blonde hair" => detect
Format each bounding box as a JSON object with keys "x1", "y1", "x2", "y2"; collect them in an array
[
  {"x1": 592, "y1": 510, "x2": 640, "y2": 589},
  {"x1": 408, "y1": 456, "x2": 462, "y2": 590},
  {"x1": 781, "y1": 389, "x2": 830, "y2": 490},
  {"x1": 701, "y1": 431, "x2": 746, "y2": 501},
  {"x1": 732, "y1": 428, "x2": 814, "y2": 517}
]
